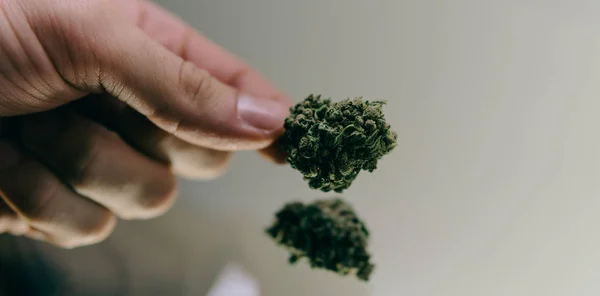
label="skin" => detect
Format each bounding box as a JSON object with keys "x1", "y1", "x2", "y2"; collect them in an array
[{"x1": 0, "y1": 0, "x2": 293, "y2": 248}]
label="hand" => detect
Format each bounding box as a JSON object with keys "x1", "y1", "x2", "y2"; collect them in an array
[{"x1": 0, "y1": 0, "x2": 292, "y2": 248}]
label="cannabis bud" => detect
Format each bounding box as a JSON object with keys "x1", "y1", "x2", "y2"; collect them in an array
[
  {"x1": 279, "y1": 95, "x2": 397, "y2": 193},
  {"x1": 265, "y1": 198, "x2": 374, "y2": 281}
]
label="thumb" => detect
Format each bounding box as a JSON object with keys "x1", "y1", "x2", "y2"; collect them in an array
[{"x1": 97, "y1": 26, "x2": 290, "y2": 151}]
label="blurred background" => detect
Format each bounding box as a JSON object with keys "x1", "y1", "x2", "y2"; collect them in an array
[{"x1": 3, "y1": 0, "x2": 600, "y2": 295}]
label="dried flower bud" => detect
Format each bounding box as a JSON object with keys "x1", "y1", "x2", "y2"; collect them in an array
[
  {"x1": 280, "y1": 95, "x2": 397, "y2": 193},
  {"x1": 265, "y1": 198, "x2": 374, "y2": 281}
]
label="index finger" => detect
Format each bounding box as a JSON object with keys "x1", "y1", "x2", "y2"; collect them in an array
[{"x1": 131, "y1": 0, "x2": 292, "y2": 162}]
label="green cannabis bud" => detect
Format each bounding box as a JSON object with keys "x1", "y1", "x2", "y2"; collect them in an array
[
  {"x1": 265, "y1": 198, "x2": 374, "y2": 281},
  {"x1": 280, "y1": 95, "x2": 397, "y2": 193}
]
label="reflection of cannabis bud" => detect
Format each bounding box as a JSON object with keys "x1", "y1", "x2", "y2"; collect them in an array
[
  {"x1": 280, "y1": 95, "x2": 397, "y2": 193},
  {"x1": 265, "y1": 198, "x2": 374, "y2": 281}
]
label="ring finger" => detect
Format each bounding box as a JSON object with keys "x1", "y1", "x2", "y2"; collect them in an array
[{"x1": 0, "y1": 140, "x2": 116, "y2": 248}]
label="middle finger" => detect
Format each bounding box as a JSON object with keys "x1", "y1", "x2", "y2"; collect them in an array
[
  {"x1": 74, "y1": 94, "x2": 233, "y2": 179},
  {"x1": 15, "y1": 109, "x2": 178, "y2": 220}
]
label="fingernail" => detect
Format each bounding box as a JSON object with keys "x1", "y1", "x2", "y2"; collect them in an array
[
  {"x1": 238, "y1": 94, "x2": 290, "y2": 132},
  {"x1": 20, "y1": 112, "x2": 59, "y2": 143},
  {"x1": 0, "y1": 141, "x2": 20, "y2": 169}
]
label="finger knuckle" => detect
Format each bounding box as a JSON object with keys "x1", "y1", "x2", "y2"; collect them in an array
[
  {"x1": 176, "y1": 150, "x2": 232, "y2": 180},
  {"x1": 79, "y1": 210, "x2": 117, "y2": 245},
  {"x1": 178, "y1": 61, "x2": 217, "y2": 108},
  {"x1": 196, "y1": 154, "x2": 232, "y2": 180},
  {"x1": 163, "y1": 136, "x2": 232, "y2": 180},
  {"x1": 18, "y1": 0, "x2": 112, "y2": 88},
  {"x1": 61, "y1": 210, "x2": 117, "y2": 248},
  {"x1": 129, "y1": 173, "x2": 178, "y2": 220}
]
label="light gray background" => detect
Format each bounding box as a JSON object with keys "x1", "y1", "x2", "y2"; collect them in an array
[{"x1": 27, "y1": 0, "x2": 600, "y2": 295}]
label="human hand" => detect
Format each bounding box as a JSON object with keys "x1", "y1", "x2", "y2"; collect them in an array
[{"x1": 0, "y1": 0, "x2": 292, "y2": 248}]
